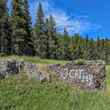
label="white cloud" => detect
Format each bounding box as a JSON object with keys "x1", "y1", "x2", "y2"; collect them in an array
[
  {"x1": 38, "y1": 0, "x2": 101, "y2": 35},
  {"x1": 29, "y1": 0, "x2": 101, "y2": 35},
  {"x1": 8, "y1": 0, "x2": 101, "y2": 34}
]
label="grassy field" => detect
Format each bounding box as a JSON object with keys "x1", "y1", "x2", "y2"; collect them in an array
[
  {"x1": 0, "y1": 57, "x2": 110, "y2": 110},
  {"x1": 0, "y1": 55, "x2": 69, "y2": 65}
]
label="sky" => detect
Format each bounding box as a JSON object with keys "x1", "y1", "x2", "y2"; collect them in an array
[{"x1": 8, "y1": 0, "x2": 110, "y2": 39}]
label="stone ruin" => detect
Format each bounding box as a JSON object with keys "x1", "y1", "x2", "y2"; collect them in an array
[
  {"x1": 0, "y1": 59, "x2": 50, "y2": 81},
  {"x1": 0, "y1": 59, "x2": 24, "y2": 79},
  {"x1": 50, "y1": 61, "x2": 106, "y2": 90},
  {"x1": 0, "y1": 59, "x2": 106, "y2": 90}
]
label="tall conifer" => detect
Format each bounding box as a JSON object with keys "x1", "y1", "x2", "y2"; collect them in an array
[
  {"x1": 22, "y1": 0, "x2": 34, "y2": 55},
  {"x1": 46, "y1": 15, "x2": 59, "y2": 59},
  {"x1": 12, "y1": 0, "x2": 33, "y2": 55},
  {"x1": 0, "y1": 0, "x2": 12, "y2": 54},
  {"x1": 34, "y1": 2, "x2": 47, "y2": 58}
]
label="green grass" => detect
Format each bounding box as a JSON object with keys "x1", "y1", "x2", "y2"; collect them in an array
[
  {"x1": 0, "y1": 55, "x2": 69, "y2": 65},
  {"x1": 0, "y1": 57, "x2": 110, "y2": 110},
  {"x1": 106, "y1": 65, "x2": 110, "y2": 94},
  {"x1": 0, "y1": 71, "x2": 110, "y2": 110}
]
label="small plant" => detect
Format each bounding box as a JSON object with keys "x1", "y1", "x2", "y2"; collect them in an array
[
  {"x1": 0, "y1": 53, "x2": 8, "y2": 57},
  {"x1": 74, "y1": 59, "x2": 86, "y2": 65}
]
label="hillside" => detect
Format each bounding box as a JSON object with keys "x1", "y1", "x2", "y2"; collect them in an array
[{"x1": 0, "y1": 57, "x2": 110, "y2": 110}]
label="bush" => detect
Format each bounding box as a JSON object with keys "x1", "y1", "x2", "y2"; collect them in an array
[
  {"x1": 0, "y1": 53, "x2": 8, "y2": 57},
  {"x1": 74, "y1": 59, "x2": 86, "y2": 65}
]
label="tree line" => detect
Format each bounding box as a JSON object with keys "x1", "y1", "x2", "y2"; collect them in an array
[{"x1": 0, "y1": 0, "x2": 110, "y2": 64}]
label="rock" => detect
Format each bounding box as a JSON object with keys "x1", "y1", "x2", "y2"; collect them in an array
[
  {"x1": 24, "y1": 62, "x2": 38, "y2": 79},
  {"x1": 49, "y1": 61, "x2": 106, "y2": 90},
  {"x1": 24, "y1": 63, "x2": 50, "y2": 81},
  {"x1": 49, "y1": 64, "x2": 61, "y2": 76},
  {"x1": 0, "y1": 59, "x2": 50, "y2": 82},
  {"x1": 0, "y1": 58, "x2": 106, "y2": 90},
  {"x1": 0, "y1": 59, "x2": 24, "y2": 79}
]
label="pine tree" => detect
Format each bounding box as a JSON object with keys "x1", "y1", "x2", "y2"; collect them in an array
[
  {"x1": 1, "y1": 16, "x2": 12, "y2": 54},
  {"x1": 63, "y1": 28, "x2": 71, "y2": 59},
  {"x1": 87, "y1": 38, "x2": 99, "y2": 60},
  {"x1": 34, "y1": 2, "x2": 47, "y2": 58},
  {"x1": 21, "y1": 0, "x2": 34, "y2": 55},
  {"x1": 85, "y1": 35, "x2": 89, "y2": 48},
  {"x1": 72, "y1": 34, "x2": 84, "y2": 60},
  {"x1": 11, "y1": 0, "x2": 25, "y2": 55},
  {"x1": 0, "y1": 0, "x2": 12, "y2": 54},
  {"x1": 96, "y1": 36, "x2": 105, "y2": 60},
  {"x1": 46, "y1": 15, "x2": 59, "y2": 59},
  {"x1": 12, "y1": 0, "x2": 34, "y2": 55},
  {"x1": 100, "y1": 38, "x2": 106, "y2": 61},
  {"x1": 0, "y1": 0, "x2": 6, "y2": 53},
  {"x1": 104, "y1": 38, "x2": 110, "y2": 64},
  {"x1": 83, "y1": 35, "x2": 90, "y2": 59},
  {"x1": 0, "y1": 0, "x2": 6, "y2": 18}
]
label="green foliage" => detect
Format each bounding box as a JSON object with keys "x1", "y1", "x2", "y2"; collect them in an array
[
  {"x1": 0, "y1": 0, "x2": 12, "y2": 54},
  {"x1": 34, "y1": 2, "x2": 47, "y2": 58},
  {"x1": 11, "y1": 0, "x2": 34, "y2": 55},
  {"x1": 0, "y1": 1, "x2": 110, "y2": 63},
  {"x1": 45, "y1": 15, "x2": 59, "y2": 59},
  {"x1": 0, "y1": 55, "x2": 68, "y2": 64},
  {"x1": 63, "y1": 28, "x2": 71, "y2": 60},
  {"x1": 74, "y1": 59, "x2": 86, "y2": 65},
  {"x1": 0, "y1": 0, "x2": 6, "y2": 18},
  {"x1": 0, "y1": 53, "x2": 8, "y2": 57},
  {"x1": 0, "y1": 66, "x2": 110, "y2": 110}
]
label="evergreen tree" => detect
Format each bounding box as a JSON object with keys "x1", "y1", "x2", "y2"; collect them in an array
[
  {"x1": 46, "y1": 15, "x2": 59, "y2": 59},
  {"x1": 0, "y1": 0, "x2": 12, "y2": 54},
  {"x1": 83, "y1": 35, "x2": 90, "y2": 59},
  {"x1": 0, "y1": 0, "x2": 109, "y2": 62},
  {"x1": 63, "y1": 28, "x2": 71, "y2": 59},
  {"x1": 0, "y1": 0, "x2": 6, "y2": 18},
  {"x1": 1, "y1": 16, "x2": 12, "y2": 54},
  {"x1": 96, "y1": 36, "x2": 100, "y2": 47},
  {"x1": 96, "y1": 36, "x2": 105, "y2": 60},
  {"x1": 87, "y1": 38, "x2": 99, "y2": 60},
  {"x1": 34, "y1": 2, "x2": 47, "y2": 58},
  {"x1": 0, "y1": 0, "x2": 7, "y2": 53},
  {"x1": 12, "y1": 0, "x2": 25, "y2": 55},
  {"x1": 72, "y1": 34, "x2": 84, "y2": 60},
  {"x1": 21, "y1": 0, "x2": 34, "y2": 55},
  {"x1": 85, "y1": 35, "x2": 89, "y2": 48},
  {"x1": 100, "y1": 38, "x2": 106, "y2": 61},
  {"x1": 104, "y1": 38, "x2": 110, "y2": 64},
  {"x1": 12, "y1": 0, "x2": 33, "y2": 55}
]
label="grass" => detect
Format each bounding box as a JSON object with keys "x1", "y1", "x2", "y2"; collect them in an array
[
  {"x1": 0, "y1": 57, "x2": 110, "y2": 110},
  {"x1": 0, "y1": 71, "x2": 110, "y2": 110},
  {"x1": 106, "y1": 65, "x2": 110, "y2": 95},
  {"x1": 0, "y1": 55, "x2": 69, "y2": 65}
]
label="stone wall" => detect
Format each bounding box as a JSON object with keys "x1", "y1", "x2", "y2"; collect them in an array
[
  {"x1": 0, "y1": 59, "x2": 24, "y2": 79},
  {"x1": 49, "y1": 62, "x2": 106, "y2": 90},
  {"x1": 0, "y1": 59, "x2": 50, "y2": 81},
  {"x1": 0, "y1": 59, "x2": 106, "y2": 90}
]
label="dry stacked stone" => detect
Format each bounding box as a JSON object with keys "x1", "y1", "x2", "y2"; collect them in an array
[
  {"x1": 0, "y1": 59, "x2": 106, "y2": 90},
  {"x1": 0, "y1": 59, "x2": 24, "y2": 79},
  {"x1": 0, "y1": 59, "x2": 50, "y2": 81},
  {"x1": 49, "y1": 61, "x2": 106, "y2": 90}
]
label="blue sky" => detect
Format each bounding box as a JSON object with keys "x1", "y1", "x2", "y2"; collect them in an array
[{"x1": 8, "y1": 0, "x2": 110, "y2": 38}]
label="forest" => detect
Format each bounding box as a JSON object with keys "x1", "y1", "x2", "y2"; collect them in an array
[{"x1": 0, "y1": 0, "x2": 110, "y2": 64}]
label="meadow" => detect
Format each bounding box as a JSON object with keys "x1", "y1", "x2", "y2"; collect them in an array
[{"x1": 0, "y1": 56, "x2": 110, "y2": 110}]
